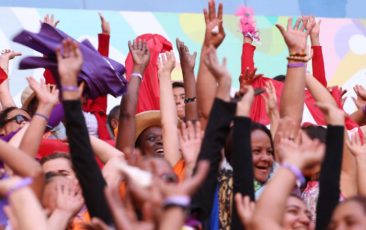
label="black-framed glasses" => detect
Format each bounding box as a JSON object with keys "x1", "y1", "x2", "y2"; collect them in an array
[{"x1": 3, "y1": 114, "x2": 30, "y2": 125}]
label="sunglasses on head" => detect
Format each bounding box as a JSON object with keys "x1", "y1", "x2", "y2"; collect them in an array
[{"x1": 3, "y1": 114, "x2": 30, "y2": 125}]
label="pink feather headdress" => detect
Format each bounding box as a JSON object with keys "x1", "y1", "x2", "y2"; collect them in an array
[{"x1": 235, "y1": 6, "x2": 260, "y2": 41}]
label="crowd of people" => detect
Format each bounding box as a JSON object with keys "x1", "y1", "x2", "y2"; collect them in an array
[{"x1": 0, "y1": 1, "x2": 365, "y2": 229}]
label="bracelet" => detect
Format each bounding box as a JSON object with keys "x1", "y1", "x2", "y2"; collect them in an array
[
  {"x1": 163, "y1": 195, "x2": 191, "y2": 210},
  {"x1": 131, "y1": 72, "x2": 143, "y2": 81},
  {"x1": 61, "y1": 85, "x2": 79, "y2": 92},
  {"x1": 281, "y1": 162, "x2": 305, "y2": 187},
  {"x1": 6, "y1": 177, "x2": 33, "y2": 198},
  {"x1": 34, "y1": 112, "x2": 49, "y2": 122},
  {"x1": 286, "y1": 55, "x2": 312, "y2": 63},
  {"x1": 184, "y1": 97, "x2": 197, "y2": 104},
  {"x1": 287, "y1": 62, "x2": 305, "y2": 68}
]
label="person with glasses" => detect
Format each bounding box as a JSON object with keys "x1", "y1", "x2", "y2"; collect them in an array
[{"x1": 0, "y1": 106, "x2": 31, "y2": 138}]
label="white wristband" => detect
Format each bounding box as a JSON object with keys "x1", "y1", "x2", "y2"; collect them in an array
[{"x1": 131, "y1": 72, "x2": 143, "y2": 81}]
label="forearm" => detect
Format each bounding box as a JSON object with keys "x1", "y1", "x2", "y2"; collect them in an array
[
  {"x1": 90, "y1": 136, "x2": 124, "y2": 163},
  {"x1": 252, "y1": 169, "x2": 296, "y2": 230},
  {"x1": 191, "y1": 98, "x2": 236, "y2": 220},
  {"x1": 63, "y1": 99, "x2": 112, "y2": 224},
  {"x1": 0, "y1": 80, "x2": 15, "y2": 108},
  {"x1": 279, "y1": 61, "x2": 306, "y2": 125},
  {"x1": 115, "y1": 74, "x2": 141, "y2": 153},
  {"x1": 197, "y1": 47, "x2": 217, "y2": 126},
  {"x1": 241, "y1": 40, "x2": 256, "y2": 74},
  {"x1": 231, "y1": 116, "x2": 254, "y2": 230},
  {"x1": 311, "y1": 46, "x2": 327, "y2": 87},
  {"x1": 159, "y1": 208, "x2": 185, "y2": 230},
  {"x1": 19, "y1": 104, "x2": 54, "y2": 157},
  {"x1": 47, "y1": 210, "x2": 72, "y2": 230},
  {"x1": 0, "y1": 140, "x2": 43, "y2": 196},
  {"x1": 269, "y1": 111, "x2": 280, "y2": 139},
  {"x1": 305, "y1": 74, "x2": 337, "y2": 107},
  {"x1": 97, "y1": 33, "x2": 110, "y2": 57},
  {"x1": 349, "y1": 109, "x2": 366, "y2": 125},
  {"x1": 182, "y1": 68, "x2": 198, "y2": 121},
  {"x1": 9, "y1": 186, "x2": 48, "y2": 230},
  {"x1": 159, "y1": 72, "x2": 180, "y2": 166},
  {"x1": 355, "y1": 156, "x2": 366, "y2": 196},
  {"x1": 316, "y1": 125, "x2": 344, "y2": 230}
]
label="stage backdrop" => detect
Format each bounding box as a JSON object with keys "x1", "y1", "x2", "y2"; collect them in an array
[{"x1": 0, "y1": 7, "x2": 365, "y2": 113}]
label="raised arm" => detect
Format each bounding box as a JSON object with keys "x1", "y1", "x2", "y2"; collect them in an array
[
  {"x1": 309, "y1": 16, "x2": 327, "y2": 87},
  {"x1": 0, "y1": 50, "x2": 21, "y2": 108},
  {"x1": 191, "y1": 46, "x2": 236, "y2": 221},
  {"x1": 231, "y1": 85, "x2": 255, "y2": 230},
  {"x1": 350, "y1": 85, "x2": 366, "y2": 126},
  {"x1": 115, "y1": 40, "x2": 150, "y2": 155},
  {"x1": 90, "y1": 135, "x2": 124, "y2": 163},
  {"x1": 315, "y1": 103, "x2": 345, "y2": 230},
  {"x1": 346, "y1": 132, "x2": 366, "y2": 196},
  {"x1": 276, "y1": 17, "x2": 314, "y2": 125},
  {"x1": 251, "y1": 135, "x2": 325, "y2": 230},
  {"x1": 197, "y1": 0, "x2": 225, "y2": 128},
  {"x1": 176, "y1": 38, "x2": 198, "y2": 121},
  {"x1": 57, "y1": 39, "x2": 112, "y2": 223},
  {"x1": 19, "y1": 78, "x2": 59, "y2": 157},
  {"x1": 263, "y1": 80, "x2": 280, "y2": 137},
  {"x1": 158, "y1": 51, "x2": 181, "y2": 166},
  {"x1": 0, "y1": 139, "x2": 43, "y2": 198}
]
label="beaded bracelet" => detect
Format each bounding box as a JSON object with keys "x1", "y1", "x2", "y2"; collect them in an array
[
  {"x1": 6, "y1": 177, "x2": 33, "y2": 198},
  {"x1": 61, "y1": 85, "x2": 79, "y2": 92},
  {"x1": 34, "y1": 112, "x2": 49, "y2": 122},
  {"x1": 184, "y1": 97, "x2": 197, "y2": 104},
  {"x1": 131, "y1": 72, "x2": 143, "y2": 81},
  {"x1": 281, "y1": 162, "x2": 305, "y2": 187},
  {"x1": 163, "y1": 195, "x2": 191, "y2": 210},
  {"x1": 287, "y1": 62, "x2": 305, "y2": 68}
]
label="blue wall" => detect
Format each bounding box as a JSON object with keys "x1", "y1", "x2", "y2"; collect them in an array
[{"x1": 0, "y1": 0, "x2": 364, "y2": 18}]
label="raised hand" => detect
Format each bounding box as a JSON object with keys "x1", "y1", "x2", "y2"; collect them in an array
[
  {"x1": 0, "y1": 49, "x2": 22, "y2": 74},
  {"x1": 346, "y1": 133, "x2": 366, "y2": 158},
  {"x1": 262, "y1": 81, "x2": 278, "y2": 116},
  {"x1": 178, "y1": 121, "x2": 203, "y2": 166},
  {"x1": 236, "y1": 85, "x2": 254, "y2": 117},
  {"x1": 352, "y1": 85, "x2": 366, "y2": 109},
  {"x1": 203, "y1": 0, "x2": 225, "y2": 48},
  {"x1": 26, "y1": 77, "x2": 59, "y2": 108},
  {"x1": 276, "y1": 17, "x2": 315, "y2": 54},
  {"x1": 176, "y1": 38, "x2": 197, "y2": 72},
  {"x1": 128, "y1": 40, "x2": 150, "y2": 74},
  {"x1": 99, "y1": 12, "x2": 110, "y2": 35},
  {"x1": 56, "y1": 38, "x2": 83, "y2": 87},
  {"x1": 0, "y1": 49, "x2": 21, "y2": 60},
  {"x1": 235, "y1": 194, "x2": 256, "y2": 228},
  {"x1": 42, "y1": 14, "x2": 60, "y2": 28},
  {"x1": 54, "y1": 178, "x2": 84, "y2": 217},
  {"x1": 157, "y1": 51, "x2": 176, "y2": 75},
  {"x1": 204, "y1": 46, "x2": 230, "y2": 82},
  {"x1": 308, "y1": 16, "x2": 321, "y2": 45},
  {"x1": 157, "y1": 161, "x2": 209, "y2": 197},
  {"x1": 277, "y1": 136, "x2": 325, "y2": 171}
]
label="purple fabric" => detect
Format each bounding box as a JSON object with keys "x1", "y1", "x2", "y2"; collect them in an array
[
  {"x1": 13, "y1": 23, "x2": 127, "y2": 99},
  {"x1": 47, "y1": 103, "x2": 64, "y2": 129},
  {"x1": 0, "y1": 131, "x2": 18, "y2": 142}
]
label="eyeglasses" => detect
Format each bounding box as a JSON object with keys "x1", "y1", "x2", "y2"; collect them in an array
[{"x1": 3, "y1": 114, "x2": 30, "y2": 126}]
